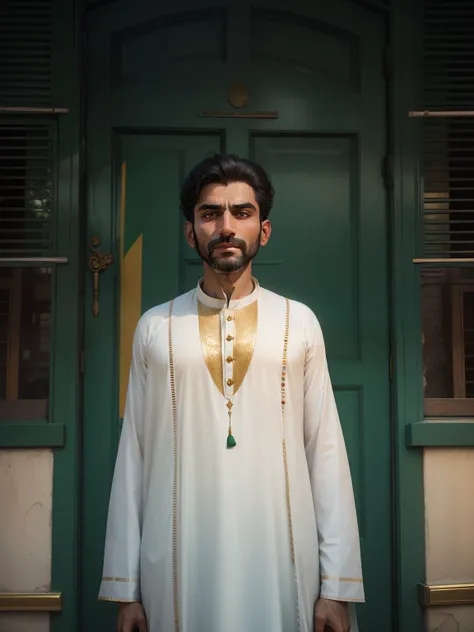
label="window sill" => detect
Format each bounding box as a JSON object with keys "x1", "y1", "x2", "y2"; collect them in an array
[
  {"x1": 406, "y1": 421, "x2": 474, "y2": 447},
  {"x1": 0, "y1": 422, "x2": 65, "y2": 447},
  {"x1": 424, "y1": 398, "x2": 474, "y2": 417}
]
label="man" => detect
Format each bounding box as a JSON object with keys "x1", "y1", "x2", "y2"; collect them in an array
[{"x1": 99, "y1": 154, "x2": 364, "y2": 632}]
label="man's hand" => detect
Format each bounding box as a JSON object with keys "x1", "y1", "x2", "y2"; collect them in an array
[
  {"x1": 314, "y1": 598, "x2": 350, "y2": 632},
  {"x1": 117, "y1": 602, "x2": 147, "y2": 632}
]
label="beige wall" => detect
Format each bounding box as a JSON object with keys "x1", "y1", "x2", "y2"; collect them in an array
[
  {"x1": 0, "y1": 614, "x2": 49, "y2": 632},
  {"x1": 424, "y1": 448, "x2": 474, "y2": 632},
  {"x1": 0, "y1": 449, "x2": 53, "y2": 632}
]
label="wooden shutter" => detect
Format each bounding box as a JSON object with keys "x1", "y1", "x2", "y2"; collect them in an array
[
  {"x1": 0, "y1": 0, "x2": 52, "y2": 107},
  {"x1": 0, "y1": 123, "x2": 55, "y2": 256},
  {"x1": 0, "y1": 1, "x2": 58, "y2": 257},
  {"x1": 422, "y1": 0, "x2": 474, "y2": 258}
]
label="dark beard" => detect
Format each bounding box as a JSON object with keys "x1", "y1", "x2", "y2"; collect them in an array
[{"x1": 193, "y1": 228, "x2": 261, "y2": 273}]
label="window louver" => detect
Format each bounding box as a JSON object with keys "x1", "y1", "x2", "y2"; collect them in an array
[
  {"x1": 0, "y1": 124, "x2": 55, "y2": 256},
  {"x1": 422, "y1": 0, "x2": 474, "y2": 259},
  {"x1": 0, "y1": 0, "x2": 52, "y2": 107}
]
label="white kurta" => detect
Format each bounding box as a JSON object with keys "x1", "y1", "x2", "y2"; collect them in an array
[{"x1": 99, "y1": 281, "x2": 364, "y2": 632}]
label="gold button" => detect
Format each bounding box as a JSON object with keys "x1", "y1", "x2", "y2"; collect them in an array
[
  {"x1": 226, "y1": 315, "x2": 233, "y2": 321},
  {"x1": 226, "y1": 356, "x2": 234, "y2": 364},
  {"x1": 226, "y1": 335, "x2": 234, "y2": 342},
  {"x1": 227, "y1": 378, "x2": 235, "y2": 386}
]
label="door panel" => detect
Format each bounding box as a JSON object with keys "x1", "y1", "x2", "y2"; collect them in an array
[
  {"x1": 120, "y1": 133, "x2": 223, "y2": 309},
  {"x1": 84, "y1": 1, "x2": 391, "y2": 630},
  {"x1": 252, "y1": 134, "x2": 360, "y2": 358}
]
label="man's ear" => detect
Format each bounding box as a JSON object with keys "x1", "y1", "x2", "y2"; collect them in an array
[
  {"x1": 184, "y1": 221, "x2": 195, "y2": 249},
  {"x1": 260, "y1": 219, "x2": 272, "y2": 247}
]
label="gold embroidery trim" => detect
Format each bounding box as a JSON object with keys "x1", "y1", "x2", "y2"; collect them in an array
[
  {"x1": 98, "y1": 597, "x2": 140, "y2": 603},
  {"x1": 168, "y1": 300, "x2": 180, "y2": 632},
  {"x1": 197, "y1": 302, "x2": 223, "y2": 396},
  {"x1": 281, "y1": 298, "x2": 301, "y2": 631},
  {"x1": 321, "y1": 575, "x2": 363, "y2": 583},
  {"x1": 233, "y1": 300, "x2": 258, "y2": 393},
  {"x1": 102, "y1": 577, "x2": 139, "y2": 583},
  {"x1": 320, "y1": 595, "x2": 365, "y2": 603},
  {"x1": 281, "y1": 298, "x2": 295, "y2": 565}
]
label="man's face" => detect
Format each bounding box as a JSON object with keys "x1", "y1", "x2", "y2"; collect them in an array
[{"x1": 185, "y1": 181, "x2": 271, "y2": 273}]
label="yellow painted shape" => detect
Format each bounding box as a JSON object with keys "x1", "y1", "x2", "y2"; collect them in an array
[
  {"x1": 118, "y1": 160, "x2": 143, "y2": 419},
  {"x1": 119, "y1": 235, "x2": 143, "y2": 419},
  {"x1": 120, "y1": 162, "x2": 126, "y2": 260}
]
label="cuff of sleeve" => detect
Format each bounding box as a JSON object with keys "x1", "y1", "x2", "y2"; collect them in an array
[
  {"x1": 98, "y1": 576, "x2": 141, "y2": 603},
  {"x1": 320, "y1": 575, "x2": 365, "y2": 603}
]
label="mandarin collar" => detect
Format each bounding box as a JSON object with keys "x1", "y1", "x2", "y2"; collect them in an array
[{"x1": 195, "y1": 277, "x2": 260, "y2": 310}]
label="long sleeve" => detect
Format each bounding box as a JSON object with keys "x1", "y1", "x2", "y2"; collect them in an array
[
  {"x1": 98, "y1": 322, "x2": 147, "y2": 603},
  {"x1": 303, "y1": 311, "x2": 365, "y2": 603}
]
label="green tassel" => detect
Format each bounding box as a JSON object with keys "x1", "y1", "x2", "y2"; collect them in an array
[{"x1": 227, "y1": 433, "x2": 236, "y2": 449}]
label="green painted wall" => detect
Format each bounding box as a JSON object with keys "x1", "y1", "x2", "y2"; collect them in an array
[{"x1": 49, "y1": 0, "x2": 82, "y2": 630}]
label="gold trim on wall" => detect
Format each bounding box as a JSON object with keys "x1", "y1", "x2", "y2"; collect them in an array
[
  {"x1": 419, "y1": 583, "x2": 474, "y2": 607},
  {"x1": 0, "y1": 592, "x2": 62, "y2": 612},
  {"x1": 199, "y1": 111, "x2": 278, "y2": 119}
]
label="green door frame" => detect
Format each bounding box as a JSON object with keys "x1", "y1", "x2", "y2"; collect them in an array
[
  {"x1": 39, "y1": 1, "x2": 426, "y2": 631},
  {"x1": 389, "y1": 0, "x2": 425, "y2": 629}
]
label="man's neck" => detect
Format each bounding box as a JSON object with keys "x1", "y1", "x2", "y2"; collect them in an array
[{"x1": 201, "y1": 265, "x2": 255, "y2": 304}]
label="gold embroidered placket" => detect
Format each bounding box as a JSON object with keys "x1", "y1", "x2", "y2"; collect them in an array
[
  {"x1": 233, "y1": 302, "x2": 259, "y2": 392},
  {"x1": 196, "y1": 302, "x2": 223, "y2": 394},
  {"x1": 167, "y1": 297, "x2": 299, "y2": 632},
  {"x1": 197, "y1": 300, "x2": 258, "y2": 396},
  {"x1": 197, "y1": 299, "x2": 258, "y2": 444}
]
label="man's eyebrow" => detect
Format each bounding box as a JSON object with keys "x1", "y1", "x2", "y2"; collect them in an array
[
  {"x1": 231, "y1": 202, "x2": 257, "y2": 211},
  {"x1": 196, "y1": 202, "x2": 257, "y2": 211},
  {"x1": 197, "y1": 203, "x2": 222, "y2": 211}
]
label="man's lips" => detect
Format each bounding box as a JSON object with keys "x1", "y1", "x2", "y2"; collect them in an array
[{"x1": 214, "y1": 244, "x2": 239, "y2": 250}]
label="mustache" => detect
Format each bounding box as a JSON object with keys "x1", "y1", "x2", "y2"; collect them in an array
[{"x1": 207, "y1": 235, "x2": 247, "y2": 255}]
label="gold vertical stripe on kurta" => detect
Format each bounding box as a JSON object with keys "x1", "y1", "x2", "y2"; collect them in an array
[
  {"x1": 280, "y1": 299, "x2": 301, "y2": 630},
  {"x1": 280, "y1": 299, "x2": 295, "y2": 564},
  {"x1": 197, "y1": 300, "x2": 258, "y2": 395},
  {"x1": 233, "y1": 300, "x2": 258, "y2": 393},
  {"x1": 118, "y1": 160, "x2": 143, "y2": 419},
  {"x1": 168, "y1": 300, "x2": 180, "y2": 632},
  {"x1": 197, "y1": 302, "x2": 224, "y2": 396}
]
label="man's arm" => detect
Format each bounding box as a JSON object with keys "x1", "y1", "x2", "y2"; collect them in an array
[
  {"x1": 98, "y1": 321, "x2": 147, "y2": 604},
  {"x1": 303, "y1": 310, "x2": 365, "y2": 605}
]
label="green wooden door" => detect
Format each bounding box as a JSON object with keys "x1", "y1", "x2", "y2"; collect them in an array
[{"x1": 83, "y1": 1, "x2": 392, "y2": 630}]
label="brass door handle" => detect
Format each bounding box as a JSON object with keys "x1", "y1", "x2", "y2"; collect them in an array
[{"x1": 88, "y1": 236, "x2": 113, "y2": 317}]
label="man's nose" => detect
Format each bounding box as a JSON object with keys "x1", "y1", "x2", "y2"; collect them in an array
[{"x1": 219, "y1": 209, "x2": 235, "y2": 236}]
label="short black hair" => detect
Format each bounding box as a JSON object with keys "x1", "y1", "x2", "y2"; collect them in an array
[{"x1": 180, "y1": 154, "x2": 274, "y2": 222}]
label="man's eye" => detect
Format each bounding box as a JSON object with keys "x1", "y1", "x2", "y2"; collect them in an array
[
  {"x1": 203, "y1": 211, "x2": 217, "y2": 219},
  {"x1": 236, "y1": 211, "x2": 250, "y2": 218}
]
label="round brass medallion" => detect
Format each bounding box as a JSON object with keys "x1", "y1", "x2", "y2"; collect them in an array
[{"x1": 227, "y1": 81, "x2": 249, "y2": 109}]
